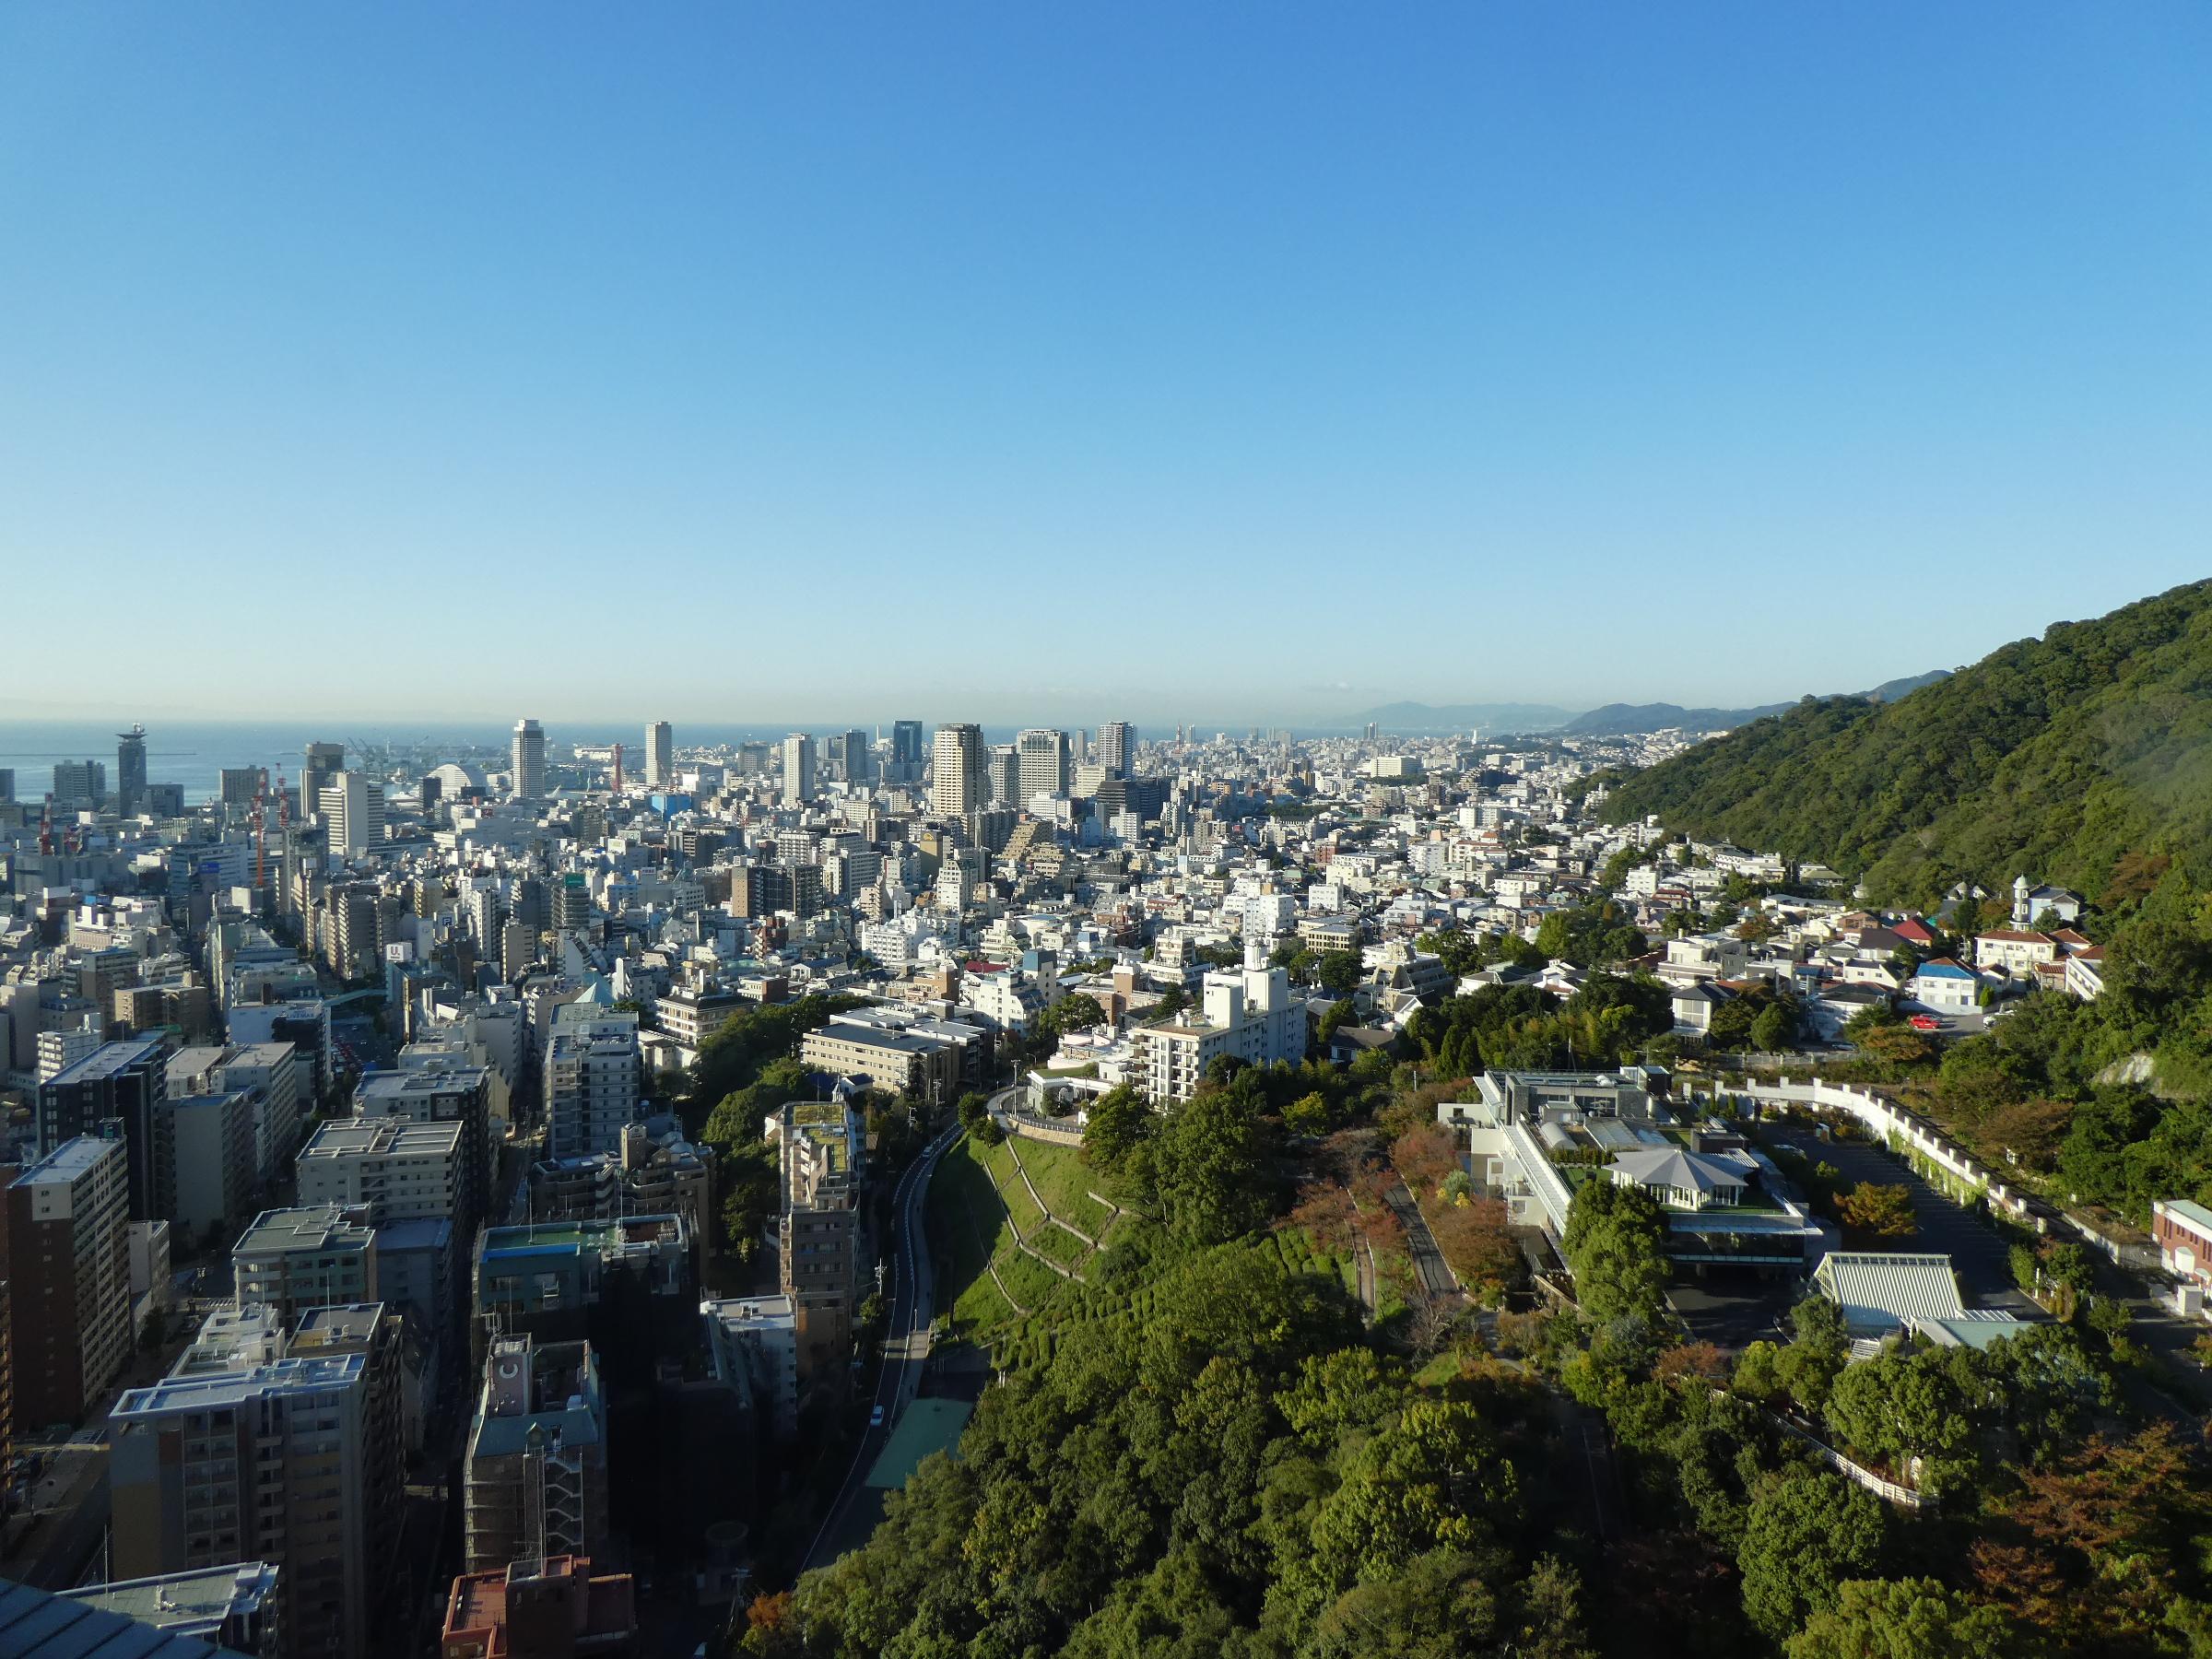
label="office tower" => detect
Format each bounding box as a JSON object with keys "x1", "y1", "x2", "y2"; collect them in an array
[
  {"x1": 781, "y1": 732, "x2": 816, "y2": 803},
  {"x1": 1016, "y1": 729, "x2": 1070, "y2": 803},
  {"x1": 319, "y1": 771, "x2": 385, "y2": 858},
  {"x1": 52, "y1": 759, "x2": 106, "y2": 812},
  {"x1": 115, "y1": 723, "x2": 148, "y2": 815},
  {"x1": 839, "y1": 726, "x2": 869, "y2": 784},
  {"x1": 511, "y1": 719, "x2": 546, "y2": 799},
  {"x1": 111, "y1": 1340, "x2": 379, "y2": 1659},
  {"x1": 891, "y1": 720, "x2": 924, "y2": 773},
  {"x1": 986, "y1": 747, "x2": 1017, "y2": 806},
  {"x1": 0, "y1": 767, "x2": 13, "y2": 803},
  {"x1": 302, "y1": 741, "x2": 346, "y2": 818},
  {"x1": 1, "y1": 1136, "x2": 132, "y2": 1428},
  {"x1": 218, "y1": 766, "x2": 262, "y2": 807},
  {"x1": 461, "y1": 1335, "x2": 610, "y2": 1573},
  {"x1": 771, "y1": 1101, "x2": 863, "y2": 1379},
  {"x1": 928, "y1": 723, "x2": 982, "y2": 817},
  {"x1": 1099, "y1": 720, "x2": 1134, "y2": 779},
  {"x1": 231, "y1": 1206, "x2": 379, "y2": 1325},
  {"x1": 645, "y1": 720, "x2": 674, "y2": 788},
  {"x1": 545, "y1": 1011, "x2": 641, "y2": 1159}
]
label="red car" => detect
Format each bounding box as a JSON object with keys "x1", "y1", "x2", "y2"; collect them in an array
[{"x1": 1908, "y1": 1014, "x2": 1941, "y2": 1032}]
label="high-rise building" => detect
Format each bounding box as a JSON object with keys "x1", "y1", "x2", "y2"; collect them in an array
[
  {"x1": 320, "y1": 771, "x2": 385, "y2": 858},
  {"x1": 1, "y1": 1136, "x2": 133, "y2": 1429},
  {"x1": 40, "y1": 1036, "x2": 166, "y2": 1219},
  {"x1": 115, "y1": 724, "x2": 148, "y2": 816},
  {"x1": 1016, "y1": 729, "x2": 1071, "y2": 805},
  {"x1": 51, "y1": 759, "x2": 105, "y2": 812},
  {"x1": 891, "y1": 720, "x2": 924, "y2": 772},
  {"x1": 545, "y1": 1011, "x2": 641, "y2": 1159},
  {"x1": 0, "y1": 767, "x2": 14, "y2": 803},
  {"x1": 231, "y1": 1206, "x2": 379, "y2": 1326},
  {"x1": 302, "y1": 742, "x2": 346, "y2": 819},
  {"x1": 781, "y1": 733, "x2": 816, "y2": 804},
  {"x1": 511, "y1": 719, "x2": 546, "y2": 799},
  {"x1": 218, "y1": 767, "x2": 263, "y2": 808},
  {"x1": 461, "y1": 1335, "x2": 610, "y2": 1574},
  {"x1": 930, "y1": 724, "x2": 984, "y2": 818},
  {"x1": 839, "y1": 727, "x2": 869, "y2": 784},
  {"x1": 644, "y1": 720, "x2": 674, "y2": 789},
  {"x1": 986, "y1": 747, "x2": 1017, "y2": 806},
  {"x1": 770, "y1": 1101, "x2": 864, "y2": 1379},
  {"x1": 1099, "y1": 720, "x2": 1134, "y2": 779},
  {"x1": 111, "y1": 1341, "x2": 380, "y2": 1659}
]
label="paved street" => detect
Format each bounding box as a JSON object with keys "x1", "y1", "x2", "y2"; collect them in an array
[{"x1": 800, "y1": 1118, "x2": 961, "y2": 1574}]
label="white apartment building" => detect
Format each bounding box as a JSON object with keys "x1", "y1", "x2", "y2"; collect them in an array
[
  {"x1": 1132, "y1": 965, "x2": 1301, "y2": 1103},
  {"x1": 296, "y1": 1116, "x2": 465, "y2": 1223}
]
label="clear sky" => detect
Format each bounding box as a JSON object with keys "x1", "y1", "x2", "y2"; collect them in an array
[{"x1": 4, "y1": 4, "x2": 2207, "y2": 727}]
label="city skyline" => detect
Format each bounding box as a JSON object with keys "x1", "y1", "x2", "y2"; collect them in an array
[{"x1": 6, "y1": 5, "x2": 2208, "y2": 717}]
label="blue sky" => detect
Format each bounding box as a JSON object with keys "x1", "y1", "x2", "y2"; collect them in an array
[{"x1": 3, "y1": 4, "x2": 2207, "y2": 726}]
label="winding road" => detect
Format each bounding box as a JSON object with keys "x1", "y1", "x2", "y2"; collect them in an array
[{"x1": 801, "y1": 1118, "x2": 962, "y2": 1572}]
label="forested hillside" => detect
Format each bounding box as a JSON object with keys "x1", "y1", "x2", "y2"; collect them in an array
[{"x1": 1598, "y1": 581, "x2": 2212, "y2": 903}]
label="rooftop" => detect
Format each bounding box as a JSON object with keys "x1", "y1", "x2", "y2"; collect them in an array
[
  {"x1": 10, "y1": 1135, "x2": 120, "y2": 1189},
  {"x1": 232, "y1": 1205, "x2": 374, "y2": 1256},
  {"x1": 113, "y1": 1352, "x2": 366, "y2": 1417},
  {"x1": 60, "y1": 1563, "x2": 277, "y2": 1642},
  {"x1": 0, "y1": 1574, "x2": 255, "y2": 1659},
  {"x1": 44, "y1": 1036, "x2": 166, "y2": 1088}
]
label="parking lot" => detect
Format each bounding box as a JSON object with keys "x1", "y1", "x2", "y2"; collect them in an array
[{"x1": 1782, "y1": 1131, "x2": 2038, "y2": 1319}]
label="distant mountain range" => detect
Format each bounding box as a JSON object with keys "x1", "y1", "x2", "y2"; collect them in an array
[
  {"x1": 1340, "y1": 701, "x2": 1582, "y2": 735},
  {"x1": 1344, "y1": 671, "x2": 1950, "y2": 739}
]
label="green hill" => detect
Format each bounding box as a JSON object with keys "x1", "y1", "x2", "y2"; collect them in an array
[{"x1": 1598, "y1": 580, "x2": 2212, "y2": 904}]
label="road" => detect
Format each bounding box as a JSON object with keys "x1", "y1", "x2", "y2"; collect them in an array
[
  {"x1": 1382, "y1": 1177, "x2": 1461, "y2": 1300},
  {"x1": 799, "y1": 1118, "x2": 961, "y2": 1573}
]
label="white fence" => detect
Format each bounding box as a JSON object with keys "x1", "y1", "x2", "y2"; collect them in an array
[{"x1": 1696, "y1": 1075, "x2": 2041, "y2": 1230}]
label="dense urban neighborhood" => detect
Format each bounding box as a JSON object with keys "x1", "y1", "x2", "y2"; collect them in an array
[{"x1": 7, "y1": 581, "x2": 2212, "y2": 1656}]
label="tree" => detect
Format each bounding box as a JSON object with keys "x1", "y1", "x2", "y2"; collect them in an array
[
  {"x1": 718, "y1": 1141, "x2": 781, "y2": 1261},
  {"x1": 1784, "y1": 1578, "x2": 2014, "y2": 1659},
  {"x1": 1081, "y1": 1083, "x2": 1153, "y2": 1174},
  {"x1": 1751, "y1": 1001, "x2": 1795, "y2": 1053},
  {"x1": 1315, "y1": 950, "x2": 1364, "y2": 995},
  {"x1": 1561, "y1": 1179, "x2": 1668, "y2": 1323},
  {"x1": 1970, "y1": 1423, "x2": 2210, "y2": 1650},
  {"x1": 1834, "y1": 1182, "x2": 1914, "y2": 1240},
  {"x1": 1737, "y1": 1472, "x2": 1887, "y2": 1640},
  {"x1": 1153, "y1": 1084, "x2": 1277, "y2": 1244}
]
